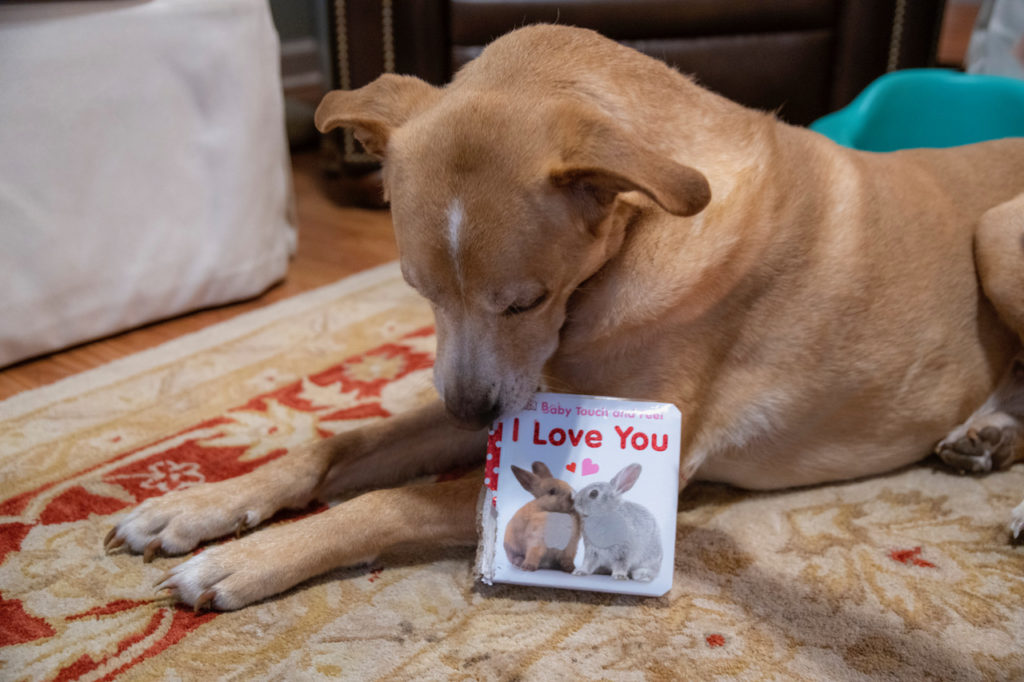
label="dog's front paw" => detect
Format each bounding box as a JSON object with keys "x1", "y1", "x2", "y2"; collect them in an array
[
  {"x1": 935, "y1": 417, "x2": 1020, "y2": 474},
  {"x1": 155, "y1": 542, "x2": 272, "y2": 611},
  {"x1": 155, "y1": 520, "x2": 325, "y2": 611},
  {"x1": 104, "y1": 480, "x2": 274, "y2": 560}
]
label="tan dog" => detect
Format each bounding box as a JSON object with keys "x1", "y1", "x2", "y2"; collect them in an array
[{"x1": 106, "y1": 25, "x2": 1024, "y2": 610}]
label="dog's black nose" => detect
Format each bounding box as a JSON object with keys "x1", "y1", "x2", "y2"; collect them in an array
[{"x1": 444, "y1": 397, "x2": 501, "y2": 431}]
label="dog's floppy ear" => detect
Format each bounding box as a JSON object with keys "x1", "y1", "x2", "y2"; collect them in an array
[
  {"x1": 314, "y1": 74, "x2": 441, "y2": 159},
  {"x1": 549, "y1": 111, "x2": 711, "y2": 221}
]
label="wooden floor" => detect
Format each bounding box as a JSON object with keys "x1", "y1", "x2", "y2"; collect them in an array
[
  {"x1": 0, "y1": 5, "x2": 977, "y2": 401},
  {"x1": 937, "y1": 1, "x2": 979, "y2": 67},
  {"x1": 0, "y1": 153, "x2": 397, "y2": 400}
]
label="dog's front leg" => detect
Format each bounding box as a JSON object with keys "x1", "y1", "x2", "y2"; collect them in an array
[
  {"x1": 157, "y1": 474, "x2": 482, "y2": 610},
  {"x1": 106, "y1": 400, "x2": 487, "y2": 559}
]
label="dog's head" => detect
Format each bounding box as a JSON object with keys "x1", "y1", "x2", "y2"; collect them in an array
[{"x1": 316, "y1": 75, "x2": 710, "y2": 429}]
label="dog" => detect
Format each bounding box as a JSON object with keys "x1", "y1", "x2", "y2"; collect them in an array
[{"x1": 105, "y1": 25, "x2": 1024, "y2": 610}]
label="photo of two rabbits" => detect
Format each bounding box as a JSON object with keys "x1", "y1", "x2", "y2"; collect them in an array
[{"x1": 503, "y1": 461, "x2": 663, "y2": 582}]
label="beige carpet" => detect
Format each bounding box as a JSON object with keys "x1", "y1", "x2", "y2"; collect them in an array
[{"x1": 1, "y1": 262, "x2": 1023, "y2": 681}]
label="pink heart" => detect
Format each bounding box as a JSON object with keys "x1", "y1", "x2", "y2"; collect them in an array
[{"x1": 581, "y1": 458, "x2": 600, "y2": 476}]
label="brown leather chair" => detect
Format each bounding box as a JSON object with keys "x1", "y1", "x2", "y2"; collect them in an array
[{"x1": 325, "y1": 0, "x2": 945, "y2": 205}]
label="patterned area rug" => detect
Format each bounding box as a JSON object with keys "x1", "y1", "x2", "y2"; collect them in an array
[{"x1": 2, "y1": 262, "x2": 1023, "y2": 681}]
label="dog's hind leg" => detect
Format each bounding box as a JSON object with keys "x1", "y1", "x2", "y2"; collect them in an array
[
  {"x1": 106, "y1": 400, "x2": 487, "y2": 559},
  {"x1": 936, "y1": 193, "x2": 1024, "y2": 539}
]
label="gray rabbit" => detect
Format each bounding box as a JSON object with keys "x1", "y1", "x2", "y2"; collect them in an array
[{"x1": 572, "y1": 463, "x2": 662, "y2": 582}]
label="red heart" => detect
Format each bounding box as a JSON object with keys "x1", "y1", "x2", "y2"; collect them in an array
[{"x1": 565, "y1": 462, "x2": 577, "y2": 473}]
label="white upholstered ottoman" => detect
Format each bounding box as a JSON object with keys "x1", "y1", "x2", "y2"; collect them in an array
[{"x1": 0, "y1": 0, "x2": 297, "y2": 367}]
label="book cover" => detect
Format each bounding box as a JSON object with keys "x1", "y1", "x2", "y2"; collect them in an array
[{"x1": 476, "y1": 392, "x2": 681, "y2": 597}]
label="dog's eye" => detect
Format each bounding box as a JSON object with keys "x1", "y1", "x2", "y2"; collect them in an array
[{"x1": 503, "y1": 292, "x2": 548, "y2": 317}]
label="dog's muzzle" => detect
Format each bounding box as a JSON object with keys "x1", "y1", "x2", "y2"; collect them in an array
[{"x1": 444, "y1": 395, "x2": 502, "y2": 431}]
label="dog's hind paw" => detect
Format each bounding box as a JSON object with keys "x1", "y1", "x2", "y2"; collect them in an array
[
  {"x1": 935, "y1": 414, "x2": 1021, "y2": 474},
  {"x1": 1011, "y1": 501, "x2": 1024, "y2": 544}
]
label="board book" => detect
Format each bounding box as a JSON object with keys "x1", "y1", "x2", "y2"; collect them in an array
[{"x1": 475, "y1": 392, "x2": 681, "y2": 597}]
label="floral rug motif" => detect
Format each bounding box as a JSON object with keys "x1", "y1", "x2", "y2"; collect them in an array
[{"x1": 1, "y1": 262, "x2": 1023, "y2": 681}]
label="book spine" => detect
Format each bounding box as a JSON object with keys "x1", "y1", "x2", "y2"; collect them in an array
[{"x1": 473, "y1": 486, "x2": 497, "y2": 585}]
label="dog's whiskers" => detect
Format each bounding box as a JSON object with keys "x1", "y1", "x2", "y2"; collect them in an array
[{"x1": 537, "y1": 373, "x2": 572, "y2": 393}]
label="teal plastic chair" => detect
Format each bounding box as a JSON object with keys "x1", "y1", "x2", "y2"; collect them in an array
[{"x1": 810, "y1": 69, "x2": 1024, "y2": 151}]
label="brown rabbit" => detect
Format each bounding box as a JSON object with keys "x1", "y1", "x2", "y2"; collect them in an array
[{"x1": 503, "y1": 461, "x2": 581, "y2": 572}]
